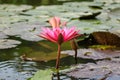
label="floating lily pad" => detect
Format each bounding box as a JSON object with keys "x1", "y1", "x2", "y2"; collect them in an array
[
  {"x1": 65, "y1": 62, "x2": 110, "y2": 79},
  {"x1": 36, "y1": 5, "x2": 66, "y2": 12},
  {"x1": 96, "y1": 11, "x2": 110, "y2": 21},
  {"x1": 0, "y1": 39, "x2": 21, "y2": 49},
  {"x1": 108, "y1": 8, "x2": 120, "y2": 19},
  {"x1": 20, "y1": 31, "x2": 43, "y2": 41},
  {"x1": 104, "y1": 3, "x2": 120, "y2": 10},
  {"x1": 63, "y1": 2, "x2": 101, "y2": 12},
  {"x1": 63, "y1": 2, "x2": 93, "y2": 8},
  {"x1": 110, "y1": 27, "x2": 120, "y2": 37},
  {"x1": 3, "y1": 22, "x2": 47, "y2": 41},
  {"x1": 62, "y1": 49, "x2": 120, "y2": 60},
  {"x1": 67, "y1": 20, "x2": 108, "y2": 34},
  {"x1": 30, "y1": 69, "x2": 52, "y2": 80},
  {"x1": 21, "y1": 9, "x2": 49, "y2": 16},
  {"x1": 3, "y1": 4, "x2": 33, "y2": 12},
  {"x1": 0, "y1": 32, "x2": 8, "y2": 39},
  {"x1": 65, "y1": 60, "x2": 120, "y2": 79},
  {"x1": 0, "y1": 11, "x2": 16, "y2": 16},
  {"x1": 89, "y1": 2, "x2": 104, "y2": 9},
  {"x1": 94, "y1": 0, "x2": 120, "y2": 4}
]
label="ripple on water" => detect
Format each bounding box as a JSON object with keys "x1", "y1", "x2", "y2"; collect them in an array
[{"x1": 0, "y1": 60, "x2": 38, "y2": 80}]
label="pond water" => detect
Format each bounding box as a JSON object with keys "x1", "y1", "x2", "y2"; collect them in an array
[
  {"x1": 0, "y1": 0, "x2": 93, "y2": 6},
  {"x1": 0, "y1": 0, "x2": 92, "y2": 79},
  {"x1": 0, "y1": 0, "x2": 120, "y2": 80},
  {"x1": 0, "y1": 38, "x2": 94, "y2": 80}
]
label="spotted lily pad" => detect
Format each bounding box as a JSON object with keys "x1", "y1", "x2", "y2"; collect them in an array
[
  {"x1": 65, "y1": 60, "x2": 120, "y2": 79},
  {"x1": 62, "y1": 49, "x2": 120, "y2": 60},
  {"x1": 0, "y1": 39, "x2": 21, "y2": 49}
]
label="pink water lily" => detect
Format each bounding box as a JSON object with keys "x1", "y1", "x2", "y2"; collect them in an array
[
  {"x1": 38, "y1": 17, "x2": 80, "y2": 69},
  {"x1": 39, "y1": 27, "x2": 79, "y2": 44},
  {"x1": 49, "y1": 16, "x2": 67, "y2": 28},
  {"x1": 49, "y1": 16, "x2": 61, "y2": 28}
]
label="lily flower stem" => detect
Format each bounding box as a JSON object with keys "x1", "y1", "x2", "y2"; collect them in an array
[
  {"x1": 75, "y1": 49, "x2": 77, "y2": 64},
  {"x1": 56, "y1": 44, "x2": 61, "y2": 69},
  {"x1": 56, "y1": 72, "x2": 60, "y2": 80}
]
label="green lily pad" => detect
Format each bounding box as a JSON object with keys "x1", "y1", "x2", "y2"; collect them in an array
[
  {"x1": 0, "y1": 39, "x2": 21, "y2": 49},
  {"x1": 30, "y1": 69, "x2": 52, "y2": 80}
]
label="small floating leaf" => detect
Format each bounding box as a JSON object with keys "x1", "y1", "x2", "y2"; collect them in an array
[{"x1": 30, "y1": 69, "x2": 52, "y2": 80}]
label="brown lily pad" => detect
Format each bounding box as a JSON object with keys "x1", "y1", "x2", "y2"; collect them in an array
[{"x1": 78, "y1": 31, "x2": 120, "y2": 47}]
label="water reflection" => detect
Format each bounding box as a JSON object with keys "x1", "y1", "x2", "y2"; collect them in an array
[{"x1": 52, "y1": 72, "x2": 72, "y2": 80}]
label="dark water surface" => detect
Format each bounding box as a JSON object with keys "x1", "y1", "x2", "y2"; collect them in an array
[{"x1": 0, "y1": 0, "x2": 93, "y2": 6}]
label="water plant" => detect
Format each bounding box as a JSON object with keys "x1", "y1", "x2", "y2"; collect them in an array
[{"x1": 38, "y1": 17, "x2": 80, "y2": 69}]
